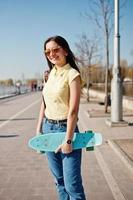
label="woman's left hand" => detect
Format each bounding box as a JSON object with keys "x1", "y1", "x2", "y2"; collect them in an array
[{"x1": 55, "y1": 143, "x2": 73, "y2": 154}]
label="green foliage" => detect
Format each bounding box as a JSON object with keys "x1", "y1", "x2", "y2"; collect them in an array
[
  {"x1": 26, "y1": 79, "x2": 38, "y2": 86},
  {"x1": 80, "y1": 59, "x2": 133, "y2": 85},
  {"x1": 0, "y1": 79, "x2": 14, "y2": 86}
]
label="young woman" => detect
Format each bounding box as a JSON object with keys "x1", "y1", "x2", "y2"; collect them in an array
[{"x1": 36, "y1": 35, "x2": 86, "y2": 200}]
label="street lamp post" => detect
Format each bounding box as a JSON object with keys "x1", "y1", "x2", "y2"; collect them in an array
[
  {"x1": 105, "y1": 0, "x2": 128, "y2": 127},
  {"x1": 106, "y1": 0, "x2": 128, "y2": 126},
  {"x1": 111, "y1": 0, "x2": 123, "y2": 123}
]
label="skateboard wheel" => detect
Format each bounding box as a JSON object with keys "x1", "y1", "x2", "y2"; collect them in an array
[
  {"x1": 37, "y1": 150, "x2": 45, "y2": 154},
  {"x1": 88, "y1": 130, "x2": 93, "y2": 133}
]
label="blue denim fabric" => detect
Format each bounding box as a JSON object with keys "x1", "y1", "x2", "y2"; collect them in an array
[{"x1": 42, "y1": 118, "x2": 86, "y2": 200}]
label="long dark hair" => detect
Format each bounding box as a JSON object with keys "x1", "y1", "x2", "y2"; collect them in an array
[{"x1": 44, "y1": 35, "x2": 80, "y2": 72}]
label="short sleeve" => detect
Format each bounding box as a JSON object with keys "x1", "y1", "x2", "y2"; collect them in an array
[{"x1": 68, "y1": 68, "x2": 80, "y2": 85}]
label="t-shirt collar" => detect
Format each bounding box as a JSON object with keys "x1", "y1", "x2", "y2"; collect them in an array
[{"x1": 54, "y1": 63, "x2": 70, "y2": 71}]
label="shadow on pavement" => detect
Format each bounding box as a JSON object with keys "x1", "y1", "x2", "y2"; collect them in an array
[
  {"x1": 128, "y1": 122, "x2": 133, "y2": 126},
  {"x1": 0, "y1": 134, "x2": 19, "y2": 138}
]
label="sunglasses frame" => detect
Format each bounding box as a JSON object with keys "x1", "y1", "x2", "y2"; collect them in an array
[{"x1": 44, "y1": 46, "x2": 62, "y2": 57}]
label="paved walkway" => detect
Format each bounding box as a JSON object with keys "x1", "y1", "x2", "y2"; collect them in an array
[
  {"x1": 0, "y1": 92, "x2": 133, "y2": 200},
  {"x1": 78, "y1": 96, "x2": 133, "y2": 200},
  {"x1": 80, "y1": 96, "x2": 133, "y2": 166}
]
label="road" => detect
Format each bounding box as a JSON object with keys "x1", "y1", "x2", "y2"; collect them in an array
[{"x1": 0, "y1": 92, "x2": 133, "y2": 200}]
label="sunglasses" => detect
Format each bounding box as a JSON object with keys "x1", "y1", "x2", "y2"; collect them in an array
[{"x1": 44, "y1": 46, "x2": 62, "y2": 57}]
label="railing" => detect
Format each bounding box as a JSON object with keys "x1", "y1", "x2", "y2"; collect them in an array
[{"x1": 0, "y1": 85, "x2": 31, "y2": 98}]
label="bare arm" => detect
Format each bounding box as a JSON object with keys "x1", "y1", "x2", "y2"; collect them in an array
[
  {"x1": 36, "y1": 100, "x2": 45, "y2": 135},
  {"x1": 55, "y1": 75, "x2": 81, "y2": 153},
  {"x1": 65, "y1": 75, "x2": 81, "y2": 141}
]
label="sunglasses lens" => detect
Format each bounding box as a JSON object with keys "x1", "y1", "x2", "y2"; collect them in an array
[
  {"x1": 45, "y1": 47, "x2": 61, "y2": 57},
  {"x1": 45, "y1": 51, "x2": 50, "y2": 56},
  {"x1": 53, "y1": 48, "x2": 59, "y2": 53}
]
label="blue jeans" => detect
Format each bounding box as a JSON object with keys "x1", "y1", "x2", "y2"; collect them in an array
[{"x1": 42, "y1": 118, "x2": 86, "y2": 200}]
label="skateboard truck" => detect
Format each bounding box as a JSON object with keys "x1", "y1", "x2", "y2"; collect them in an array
[
  {"x1": 86, "y1": 146, "x2": 94, "y2": 151},
  {"x1": 85, "y1": 130, "x2": 94, "y2": 151}
]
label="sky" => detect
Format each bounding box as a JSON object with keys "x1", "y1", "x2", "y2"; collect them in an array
[{"x1": 0, "y1": 0, "x2": 133, "y2": 80}]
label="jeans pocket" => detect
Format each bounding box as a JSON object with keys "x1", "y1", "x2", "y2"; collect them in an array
[
  {"x1": 59, "y1": 123, "x2": 67, "y2": 132},
  {"x1": 42, "y1": 120, "x2": 53, "y2": 133}
]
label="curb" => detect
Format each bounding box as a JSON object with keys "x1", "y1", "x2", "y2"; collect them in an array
[
  {"x1": 0, "y1": 94, "x2": 17, "y2": 100},
  {"x1": 107, "y1": 139, "x2": 133, "y2": 174},
  {"x1": 85, "y1": 110, "x2": 110, "y2": 118},
  {"x1": 0, "y1": 91, "x2": 30, "y2": 100}
]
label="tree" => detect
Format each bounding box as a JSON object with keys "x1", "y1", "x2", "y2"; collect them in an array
[
  {"x1": 84, "y1": 0, "x2": 126, "y2": 112},
  {"x1": 84, "y1": 0, "x2": 114, "y2": 112},
  {"x1": 75, "y1": 33, "x2": 100, "y2": 101},
  {"x1": 5, "y1": 79, "x2": 14, "y2": 86}
]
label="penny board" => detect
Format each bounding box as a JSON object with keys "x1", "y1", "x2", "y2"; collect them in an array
[{"x1": 28, "y1": 130, "x2": 102, "y2": 152}]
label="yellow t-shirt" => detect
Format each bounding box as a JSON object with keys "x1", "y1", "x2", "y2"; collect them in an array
[{"x1": 42, "y1": 63, "x2": 80, "y2": 120}]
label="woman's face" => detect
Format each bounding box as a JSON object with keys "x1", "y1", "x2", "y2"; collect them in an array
[{"x1": 45, "y1": 41, "x2": 68, "y2": 67}]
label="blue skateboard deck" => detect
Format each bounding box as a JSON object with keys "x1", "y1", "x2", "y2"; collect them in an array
[{"x1": 28, "y1": 130, "x2": 102, "y2": 152}]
